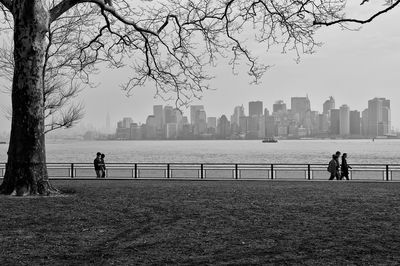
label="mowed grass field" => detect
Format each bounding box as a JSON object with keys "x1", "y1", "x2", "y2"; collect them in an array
[{"x1": 1, "y1": 180, "x2": 400, "y2": 265}]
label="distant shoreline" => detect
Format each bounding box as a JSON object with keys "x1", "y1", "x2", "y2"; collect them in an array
[{"x1": 45, "y1": 137, "x2": 400, "y2": 142}]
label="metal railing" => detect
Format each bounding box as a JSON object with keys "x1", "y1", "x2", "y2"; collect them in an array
[{"x1": 1, "y1": 162, "x2": 400, "y2": 181}]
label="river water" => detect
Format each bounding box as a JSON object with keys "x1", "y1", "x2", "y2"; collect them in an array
[{"x1": 0, "y1": 139, "x2": 399, "y2": 164}]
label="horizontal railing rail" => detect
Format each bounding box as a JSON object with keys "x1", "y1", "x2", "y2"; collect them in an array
[{"x1": 1, "y1": 162, "x2": 400, "y2": 181}]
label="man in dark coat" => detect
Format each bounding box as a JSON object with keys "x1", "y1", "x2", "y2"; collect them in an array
[
  {"x1": 328, "y1": 154, "x2": 338, "y2": 180},
  {"x1": 94, "y1": 152, "x2": 102, "y2": 178},
  {"x1": 335, "y1": 151, "x2": 341, "y2": 180},
  {"x1": 340, "y1": 153, "x2": 352, "y2": 180}
]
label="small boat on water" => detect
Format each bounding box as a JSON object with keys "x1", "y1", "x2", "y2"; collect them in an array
[{"x1": 262, "y1": 138, "x2": 278, "y2": 143}]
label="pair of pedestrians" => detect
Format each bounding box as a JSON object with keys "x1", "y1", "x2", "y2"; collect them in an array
[
  {"x1": 328, "y1": 151, "x2": 352, "y2": 180},
  {"x1": 94, "y1": 152, "x2": 107, "y2": 178}
]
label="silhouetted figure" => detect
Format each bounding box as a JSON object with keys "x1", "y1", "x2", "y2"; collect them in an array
[
  {"x1": 335, "y1": 151, "x2": 341, "y2": 180},
  {"x1": 328, "y1": 154, "x2": 338, "y2": 180},
  {"x1": 94, "y1": 152, "x2": 102, "y2": 178},
  {"x1": 101, "y1": 153, "x2": 106, "y2": 178},
  {"x1": 340, "y1": 153, "x2": 352, "y2": 180}
]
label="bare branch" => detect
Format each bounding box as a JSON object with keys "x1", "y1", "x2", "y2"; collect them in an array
[{"x1": 314, "y1": 0, "x2": 400, "y2": 26}]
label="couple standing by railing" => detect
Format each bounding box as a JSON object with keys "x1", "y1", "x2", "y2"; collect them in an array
[
  {"x1": 93, "y1": 152, "x2": 107, "y2": 178},
  {"x1": 328, "y1": 151, "x2": 352, "y2": 180}
]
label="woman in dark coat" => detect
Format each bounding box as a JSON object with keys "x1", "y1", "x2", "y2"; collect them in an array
[{"x1": 340, "y1": 153, "x2": 352, "y2": 180}]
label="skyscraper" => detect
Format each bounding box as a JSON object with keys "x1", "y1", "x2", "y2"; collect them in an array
[
  {"x1": 361, "y1": 109, "x2": 369, "y2": 136},
  {"x1": 153, "y1": 105, "x2": 164, "y2": 130},
  {"x1": 291, "y1": 96, "x2": 310, "y2": 121},
  {"x1": 217, "y1": 115, "x2": 230, "y2": 139},
  {"x1": 339, "y1": 105, "x2": 350, "y2": 136},
  {"x1": 273, "y1": 100, "x2": 287, "y2": 113},
  {"x1": 350, "y1": 110, "x2": 361, "y2": 135},
  {"x1": 163, "y1": 106, "x2": 175, "y2": 124},
  {"x1": 330, "y1": 109, "x2": 340, "y2": 135},
  {"x1": 368, "y1": 97, "x2": 391, "y2": 136},
  {"x1": 122, "y1": 117, "x2": 133, "y2": 128},
  {"x1": 249, "y1": 101, "x2": 263, "y2": 117},
  {"x1": 231, "y1": 105, "x2": 245, "y2": 127},
  {"x1": 323, "y1": 96, "x2": 335, "y2": 115},
  {"x1": 190, "y1": 105, "x2": 204, "y2": 125}
]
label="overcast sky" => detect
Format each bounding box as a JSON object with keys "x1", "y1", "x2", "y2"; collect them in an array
[{"x1": 0, "y1": 2, "x2": 399, "y2": 133}]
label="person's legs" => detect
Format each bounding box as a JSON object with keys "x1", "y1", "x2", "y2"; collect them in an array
[
  {"x1": 342, "y1": 173, "x2": 349, "y2": 180},
  {"x1": 95, "y1": 170, "x2": 101, "y2": 178},
  {"x1": 101, "y1": 169, "x2": 106, "y2": 178},
  {"x1": 329, "y1": 173, "x2": 336, "y2": 180},
  {"x1": 336, "y1": 172, "x2": 341, "y2": 180}
]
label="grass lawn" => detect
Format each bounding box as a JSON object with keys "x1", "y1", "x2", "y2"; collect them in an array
[{"x1": 1, "y1": 180, "x2": 400, "y2": 265}]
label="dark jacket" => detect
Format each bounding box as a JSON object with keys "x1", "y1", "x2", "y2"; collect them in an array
[
  {"x1": 94, "y1": 157, "x2": 102, "y2": 170},
  {"x1": 328, "y1": 159, "x2": 337, "y2": 174},
  {"x1": 341, "y1": 158, "x2": 351, "y2": 173}
]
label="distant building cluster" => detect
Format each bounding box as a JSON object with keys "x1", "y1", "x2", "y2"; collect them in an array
[{"x1": 114, "y1": 97, "x2": 392, "y2": 140}]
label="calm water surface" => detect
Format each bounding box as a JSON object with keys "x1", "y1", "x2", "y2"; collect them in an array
[{"x1": 0, "y1": 139, "x2": 399, "y2": 164}]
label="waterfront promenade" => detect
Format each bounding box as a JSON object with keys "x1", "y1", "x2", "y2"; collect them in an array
[{"x1": 1, "y1": 162, "x2": 400, "y2": 181}]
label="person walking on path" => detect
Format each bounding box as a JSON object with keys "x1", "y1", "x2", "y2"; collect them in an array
[
  {"x1": 340, "y1": 153, "x2": 352, "y2": 180},
  {"x1": 94, "y1": 152, "x2": 103, "y2": 178},
  {"x1": 328, "y1": 154, "x2": 338, "y2": 180},
  {"x1": 335, "y1": 151, "x2": 341, "y2": 180},
  {"x1": 100, "y1": 153, "x2": 106, "y2": 178}
]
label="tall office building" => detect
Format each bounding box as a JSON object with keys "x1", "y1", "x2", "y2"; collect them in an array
[
  {"x1": 330, "y1": 109, "x2": 340, "y2": 135},
  {"x1": 231, "y1": 105, "x2": 245, "y2": 127},
  {"x1": 153, "y1": 105, "x2": 164, "y2": 129},
  {"x1": 368, "y1": 97, "x2": 391, "y2": 136},
  {"x1": 217, "y1": 115, "x2": 230, "y2": 139},
  {"x1": 382, "y1": 106, "x2": 391, "y2": 135},
  {"x1": 249, "y1": 101, "x2": 263, "y2": 117},
  {"x1": 339, "y1": 105, "x2": 350, "y2": 136},
  {"x1": 207, "y1": 117, "x2": 217, "y2": 130},
  {"x1": 319, "y1": 114, "x2": 329, "y2": 133},
  {"x1": 273, "y1": 100, "x2": 287, "y2": 113},
  {"x1": 350, "y1": 110, "x2": 361, "y2": 135},
  {"x1": 239, "y1": 116, "x2": 248, "y2": 134},
  {"x1": 291, "y1": 96, "x2": 310, "y2": 123},
  {"x1": 122, "y1": 117, "x2": 133, "y2": 128},
  {"x1": 145, "y1": 115, "x2": 157, "y2": 139},
  {"x1": 323, "y1": 96, "x2": 335, "y2": 115},
  {"x1": 195, "y1": 109, "x2": 207, "y2": 135},
  {"x1": 163, "y1": 106, "x2": 175, "y2": 124},
  {"x1": 361, "y1": 109, "x2": 369, "y2": 136},
  {"x1": 190, "y1": 105, "x2": 204, "y2": 125},
  {"x1": 130, "y1": 123, "x2": 144, "y2": 140},
  {"x1": 166, "y1": 123, "x2": 178, "y2": 139}
]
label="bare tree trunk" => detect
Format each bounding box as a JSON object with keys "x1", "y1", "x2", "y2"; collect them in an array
[{"x1": 0, "y1": 0, "x2": 50, "y2": 196}]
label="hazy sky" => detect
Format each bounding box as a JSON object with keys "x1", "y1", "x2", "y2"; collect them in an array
[{"x1": 1, "y1": 2, "x2": 400, "y2": 133}]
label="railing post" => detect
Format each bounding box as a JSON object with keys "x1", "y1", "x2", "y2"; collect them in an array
[
  {"x1": 386, "y1": 165, "x2": 390, "y2": 181},
  {"x1": 134, "y1": 163, "x2": 138, "y2": 179},
  {"x1": 167, "y1": 163, "x2": 170, "y2": 179},
  {"x1": 201, "y1": 164, "x2": 204, "y2": 179},
  {"x1": 307, "y1": 164, "x2": 311, "y2": 180},
  {"x1": 271, "y1": 164, "x2": 274, "y2": 179},
  {"x1": 70, "y1": 163, "x2": 74, "y2": 178},
  {"x1": 235, "y1": 164, "x2": 238, "y2": 179}
]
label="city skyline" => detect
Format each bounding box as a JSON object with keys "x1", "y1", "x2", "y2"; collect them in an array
[{"x1": 111, "y1": 96, "x2": 394, "y2": 140}]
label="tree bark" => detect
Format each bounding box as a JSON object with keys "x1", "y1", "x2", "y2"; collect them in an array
[{"x1": 0, "y1": 0, "x2": 50, "y2": 196}]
